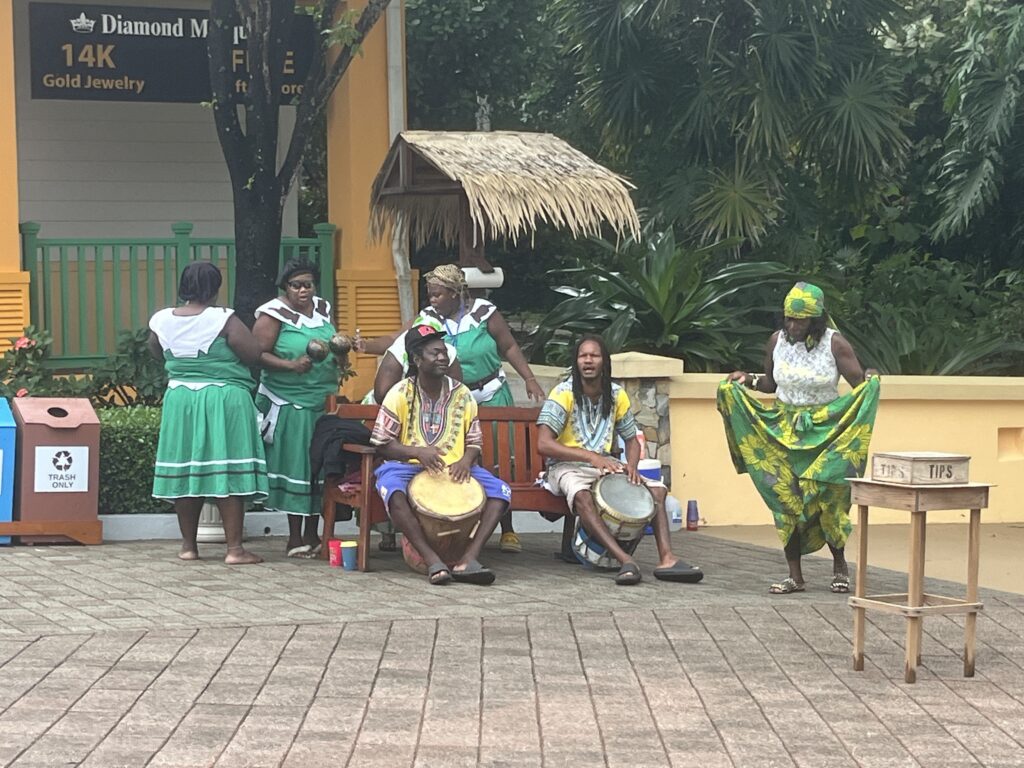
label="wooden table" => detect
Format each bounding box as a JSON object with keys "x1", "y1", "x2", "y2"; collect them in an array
[{"x1": 848, "y1": 478, "x2": 991, "y2": 683}]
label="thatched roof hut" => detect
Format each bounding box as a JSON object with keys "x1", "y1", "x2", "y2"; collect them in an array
[{"x1": 369, "y1": 131, "x2": 641, "y2": 248}]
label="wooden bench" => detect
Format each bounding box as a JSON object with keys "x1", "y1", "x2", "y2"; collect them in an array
[{"x1": 319, "y1": 399, "x2": 572, "y2": 571}]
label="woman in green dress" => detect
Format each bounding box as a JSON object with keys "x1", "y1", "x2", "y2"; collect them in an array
[
  {"x1": 149, "y1": 261, "x2": 267, "y2": 564},
  {"x1": 422, "y1": 264, "x2": 546, "y2": 552},
  {"x1": 718, "y1": 282, "x2": 879, "y2": 594},
  {"x1": 253, "y1": 260, "x2": 346, "y2": 557}
]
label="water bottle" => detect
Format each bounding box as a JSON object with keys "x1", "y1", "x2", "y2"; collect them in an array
[
  {"x1": 686, "y1": 499, "x2": 699, "y2": 531},
  {"x1": 666, "y1": 495, "x2": 683, "y2": 532}
]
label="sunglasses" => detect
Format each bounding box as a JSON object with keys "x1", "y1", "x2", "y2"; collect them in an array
[{"x1": 287, "y1": 280, "x2": 314, "y2": 290}]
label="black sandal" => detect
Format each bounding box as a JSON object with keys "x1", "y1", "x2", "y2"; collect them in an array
[
  {"x1": 451, "y1": 559, "x2": 496, "y2": 585},
  {"x1": 615, "y1": 561, "x2": 642, "y2": 586},
  {"x1": 427, "y1": 562, "x2": 451, "y2": 585}
]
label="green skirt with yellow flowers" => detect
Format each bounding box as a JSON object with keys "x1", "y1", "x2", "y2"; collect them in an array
[{"x1": 716, "y1": 378, "x2": 880, "y2": 554}]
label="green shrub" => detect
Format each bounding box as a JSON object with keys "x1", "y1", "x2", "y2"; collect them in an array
[
  {"x1": 92, "y1": 328, "x2": 167, "y2": 407},
  {"x1": 99, "y1": 406, "x2": 166, "y2": 515},
  {"x1": 528, "y1": 227, "x2": 794, "y2": 371}
]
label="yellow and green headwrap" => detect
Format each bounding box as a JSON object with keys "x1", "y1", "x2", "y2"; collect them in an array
[{"x1": 783, "y1": 282, "x2": 825, "y2": 319}]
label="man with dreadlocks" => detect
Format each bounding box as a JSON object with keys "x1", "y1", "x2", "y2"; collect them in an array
[
  {"x1": 537, "y1": 334, "x2": 704, "y2": 586},
  {"x1": 370, "y1": 324, "x2": 512, "y2": 585}
]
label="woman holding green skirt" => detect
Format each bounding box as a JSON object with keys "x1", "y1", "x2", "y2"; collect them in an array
[
  {"x1": 149, "y1": 261, "x2": 267, "y2": 564},
  {"x1": 253, "y1": 260, "x2": 345, "y2": 558},
  {"x1": 719, "y1": 282, "x2": 879, "y2": 594}
]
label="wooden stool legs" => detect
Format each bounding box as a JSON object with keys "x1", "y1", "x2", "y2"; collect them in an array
[
  {"x1": 904, "y1": 510, "x2": 927, "y2": 683},
  {"x1": 964, "y1": 508, "x2": 981, "y2": 677},
  {"x1": 852, "y1": 504, "x2": 868, "y2": 672}
]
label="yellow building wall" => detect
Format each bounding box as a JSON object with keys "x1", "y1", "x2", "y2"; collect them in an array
[
  {"x1": 670, "y1": 374, "x2": 1024, "y2": 526},
  {"x1": 326, "y1": 0, "x2": 407, "y2": 398},
  {"x1": 0, "y1": 1, "x2": 30, "y2": 346}
]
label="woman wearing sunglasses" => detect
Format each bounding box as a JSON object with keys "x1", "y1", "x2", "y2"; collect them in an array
[{"x1": 253, "y1": 259, "x2": 347, "y2": 558}]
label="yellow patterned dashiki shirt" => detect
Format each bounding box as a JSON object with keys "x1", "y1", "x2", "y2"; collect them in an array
[
  {"x1": 371, "y1": 376, "x2": 482, "y2": 465},
  {"x1": 537, "y1": 380, "x2": 638, "y2": 461}
]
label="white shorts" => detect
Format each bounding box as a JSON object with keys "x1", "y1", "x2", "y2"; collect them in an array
[{"x1": 544, "y1": 462, "x2": 664, "y2": 510}]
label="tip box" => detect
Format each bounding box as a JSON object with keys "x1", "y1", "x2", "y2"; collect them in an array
[{"x1": 870, "y1": 451, "x2": 970, "y2": 485}]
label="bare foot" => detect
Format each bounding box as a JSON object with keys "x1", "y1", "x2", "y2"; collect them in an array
[
  {"x1": 224, "y1": 548, "x2": 263, "y2": 565},
  {"x1": 178, "y1": 549, "x2": 200, "y2": 561}
]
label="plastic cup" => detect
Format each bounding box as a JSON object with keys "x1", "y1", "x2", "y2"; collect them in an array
[
  {"x1": 328, "y1": 539, "x2": 342, "y2": 567},
  {"x1": 341, "y1": 541, "x2": 358, "y2": 571},
  {"x1": 686, "y1": 499, "x2": 699, "y2": 531}
]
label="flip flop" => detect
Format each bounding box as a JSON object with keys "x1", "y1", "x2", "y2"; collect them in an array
[
  {"x1": 830, "y1": 573, "x2": 850, "y2": 593},
  {"x1": 653, "y1": 560, "x2": 704, "y2": 583},
  {"x1": 307, "y1": 543, "x2": 322, "y2": 556},
  {"x1": 286, "y1": 545, "x2": 313, "y2": 558},
  {"x1": 615, "y1": 561, "x2": 642, "y2": 586},
  {"x1": 451, "y1": 559, "x2": 496, "y2": 585},
  {"x1": 427, "y1": 562, "x2": 451, "y2": 585},
  {"x1": 768, "y1": 577, "x2": 805, "y2": 594}
]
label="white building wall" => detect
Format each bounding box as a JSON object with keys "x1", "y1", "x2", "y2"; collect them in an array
[{"x1": 13, "y1": 0, "x2": 299, "y2": 240}]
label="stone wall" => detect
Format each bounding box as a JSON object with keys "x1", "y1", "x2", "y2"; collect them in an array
[{"x1": 622, "y1": 378, "x2": 673, "y2": 484}]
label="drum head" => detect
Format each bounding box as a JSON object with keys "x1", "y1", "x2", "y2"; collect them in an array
[
  {"x1": 594, "y1": 473, "x2": 655, "y2": 521},
  {"x1": 408, "y1": 469, "x2": 485, "y2": 520}
]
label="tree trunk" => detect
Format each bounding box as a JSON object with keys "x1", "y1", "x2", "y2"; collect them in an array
[{"x1": 233, "y1": 190, "x2": 284, "y2": 326}]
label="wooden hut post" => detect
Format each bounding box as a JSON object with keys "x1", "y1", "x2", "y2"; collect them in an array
[{"x1": 457, "y1": 193, "x2": 493, "y2": 271}]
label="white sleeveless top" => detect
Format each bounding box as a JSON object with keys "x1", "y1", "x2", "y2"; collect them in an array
[{"x1": 773, "y1": 327, "x2": 839, "y2": 406}]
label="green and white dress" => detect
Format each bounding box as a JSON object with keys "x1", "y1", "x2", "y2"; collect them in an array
[
  {"x1": 254, "y1": 296, "x2": 340, "y2": 517},
  {"x1": 150, "y1": 307, "x2": 268, "y2": 500},
  {"x1": 433, "y1": 299, "x2": 512, "y2": 406}
]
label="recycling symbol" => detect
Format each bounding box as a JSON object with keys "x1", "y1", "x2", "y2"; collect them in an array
[{"x1": 52, "y1": 451, "x2": 73, "y2": 471}]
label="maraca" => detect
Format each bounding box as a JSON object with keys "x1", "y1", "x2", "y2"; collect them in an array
[
  {"x1": 305, "y1": 338, "x2": 329, "y2": 362},
  {"x1": 328, "y1": 333, "x2": 352, "y2": 355}
]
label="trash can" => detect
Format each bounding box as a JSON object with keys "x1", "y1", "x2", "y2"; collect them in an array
[
  {"x1": 13, "y1": 398, "x2": 100, "y2": 544},
  {"x1": 0, "y1": 399, "x2": 15, "y2": 545}
]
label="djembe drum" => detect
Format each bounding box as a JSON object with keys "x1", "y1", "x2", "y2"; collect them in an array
[
  {"x1": 573, "y1": 473, "x2": 656, "y2": 570},
  {"x1": 402, "y1": 469, "x2": 486, "y2": 573}
]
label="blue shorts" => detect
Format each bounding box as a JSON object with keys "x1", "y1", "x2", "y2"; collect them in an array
[{"x1": 374, "y1": 461, "x2": 511, "y2": 513}]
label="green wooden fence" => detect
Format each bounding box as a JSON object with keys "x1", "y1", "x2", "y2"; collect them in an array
[{"x1": 19, "y1": 221, "x2": 336, "y2": 368}]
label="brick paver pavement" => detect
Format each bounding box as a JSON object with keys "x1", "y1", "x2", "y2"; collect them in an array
[{"x1": 2, "y1": 532, "x2": 1024, "y2": 767}]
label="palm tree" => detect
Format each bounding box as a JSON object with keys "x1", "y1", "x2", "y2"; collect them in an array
[
  {"x1": 555, "y1": 0, "x2": 911, "y2": 245},
  {"x1": 932, "y1": 2, "x2": 1024, "y2": 243}
]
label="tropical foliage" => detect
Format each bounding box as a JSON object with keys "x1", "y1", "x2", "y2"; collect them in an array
[
  {"x1": 395, "y1": 0, "x2": 1024, "y2": 374},
  {"x1": 833, "y1": 253, "x2": 1024, "y2": 375},
  {"x1": 555, "y1": 0, "x2": 911, "y2": 244},
  {"x1": 529, "y1": 228, "x2": 793, "y2": 370},
  {"x1": 0, "y1": 328, "x2": 166, "y2": 405}
]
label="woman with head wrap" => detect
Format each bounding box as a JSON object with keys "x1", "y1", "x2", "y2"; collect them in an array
[
  {"x1": 253, "y1": 259, "x2": 349, "y2": 558},
  {"x1": 148, "y1": 261, "x2": 266, "y2": 564},
  {"x1": 357, "y1": 264, "x2": 546, "y2": 553},
  {"x1": 718, "y1": 282, "x2": 880, "y2": 594},
  {"x1": 421, "y1": 263, "x2": 546, "y2": 552}
]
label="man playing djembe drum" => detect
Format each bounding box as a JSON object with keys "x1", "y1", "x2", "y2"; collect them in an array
[
  {"x1": 537, "y1": 334, "x2": 704, "y2": 586},
  {"x1": 370, "y1": 324, "x2": 512, "y2": 585}
]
